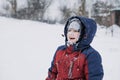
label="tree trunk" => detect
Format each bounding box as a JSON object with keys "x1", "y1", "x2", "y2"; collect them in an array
[{"x1": 79, "y1": 0, "x2": 86, "y2": 16}]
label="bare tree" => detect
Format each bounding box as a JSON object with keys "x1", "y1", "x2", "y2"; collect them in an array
[
  {"x1": 15, "y1": 0, "x2": 53, "y2": 21},
  {"x1": 59, "y1": 6, "x2": 71, "y2": 24},
  {"x1": 7, "y1": 0, "x2": 17, "y2": 17},
  {"x1": 78, "y1": 0, "x2": 86, "y2": 16},
  {"x1": 92, "y1": 1, "x2": 114, "y2": 26}
]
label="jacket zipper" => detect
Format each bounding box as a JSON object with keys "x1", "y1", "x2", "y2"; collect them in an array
[{"x1": 68, "y1": 60, "x2": 73, "y2": 78}]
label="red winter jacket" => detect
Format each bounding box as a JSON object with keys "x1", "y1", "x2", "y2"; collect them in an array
[
  {"x1": 46, "y1": 46, "x2": 88, "y2": 80},
  {"x1": 46, "y1": 16, "x2": 104, "y2": 80}
]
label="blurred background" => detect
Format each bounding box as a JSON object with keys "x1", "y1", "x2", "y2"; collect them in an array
[
  {"x1": 0, "y1": 0, "x2": 120, "y2": 26},
  {"x1": 0, "y1": 0, "x2": 120, "y2": 80}
]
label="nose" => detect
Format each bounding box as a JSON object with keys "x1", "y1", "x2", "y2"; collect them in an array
[{"x1": 68, "y1": 31, "x2": 74, "y2": 36}]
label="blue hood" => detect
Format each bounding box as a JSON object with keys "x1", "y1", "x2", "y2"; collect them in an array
[{"x1": 64, "y1": 16, "x2": 97, "y2": 50}]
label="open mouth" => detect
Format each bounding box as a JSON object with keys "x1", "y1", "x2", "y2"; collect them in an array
[{"x1": 70, "y1": 37, "x2": 75, "y2": 40}]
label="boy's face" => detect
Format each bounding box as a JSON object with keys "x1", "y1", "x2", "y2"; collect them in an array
[{"x1": 67, "y1": 28, "x2": 80, "y2": 44}]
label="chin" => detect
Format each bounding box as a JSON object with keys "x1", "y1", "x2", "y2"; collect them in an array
[{"x1": 70, "y1": 41, "x2": 77, "y2": 44}]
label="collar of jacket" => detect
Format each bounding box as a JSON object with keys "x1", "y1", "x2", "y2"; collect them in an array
[
  {"x1": 65, "y1": 42, "x2": 90, "y2": 53},
  {"x1": 65, "y1": 44, "x2": 80, "y2": 54}
]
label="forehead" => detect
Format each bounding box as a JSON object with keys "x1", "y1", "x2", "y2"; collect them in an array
[
  {"x1": 68, "y1": 21, "x2": 80, "y2": 29},
  {"x1": 69, "y1": 21, "x2": 80, "y2": 27},
  {"x1": 67, "y1": 28, "x2": 80, "y2": 33},
  {"x1": 68, "y1": 28, "x2": 78, "y2": 30}
]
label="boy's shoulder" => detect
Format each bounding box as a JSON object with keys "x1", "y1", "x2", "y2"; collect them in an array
[{"x1": 82, "y1": 46, "x2": 100, "y2": 58}]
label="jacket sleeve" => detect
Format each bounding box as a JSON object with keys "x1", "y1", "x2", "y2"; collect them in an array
[
  {"x1": 84, "y1": 51, "x2": 104, "y2": 80},
  {"x1": 46, "y1": 50, "x2": 58, "y2": 80}
]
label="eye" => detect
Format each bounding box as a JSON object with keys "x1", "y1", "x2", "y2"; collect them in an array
[
  {"x1": 73, "y1": 30, "x2": 79, "y2": 32},
  {"x1": 68, "y1": 29, "x2": 72, "y2": 32}
]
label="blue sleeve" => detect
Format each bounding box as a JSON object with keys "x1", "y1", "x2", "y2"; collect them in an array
[{"x1": 85, "y1": 51, "x2": 104, "y2": 80}]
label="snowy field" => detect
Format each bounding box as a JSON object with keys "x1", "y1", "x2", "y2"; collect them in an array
[{"x1": 0, "y1": 16, "x2": 120, "y2": 80}]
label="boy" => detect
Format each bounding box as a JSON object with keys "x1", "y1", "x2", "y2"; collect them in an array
[{"x1": 46, "y1": 16, "x2": 104, "y2": 80}]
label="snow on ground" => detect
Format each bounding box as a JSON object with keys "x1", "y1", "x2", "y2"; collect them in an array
[
  {"x1": 0, "y1": 17, "x2": 64, "y2": 80},
  {"x1": 0, "y1": 16, "x2": 120, "y2": 80}
]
